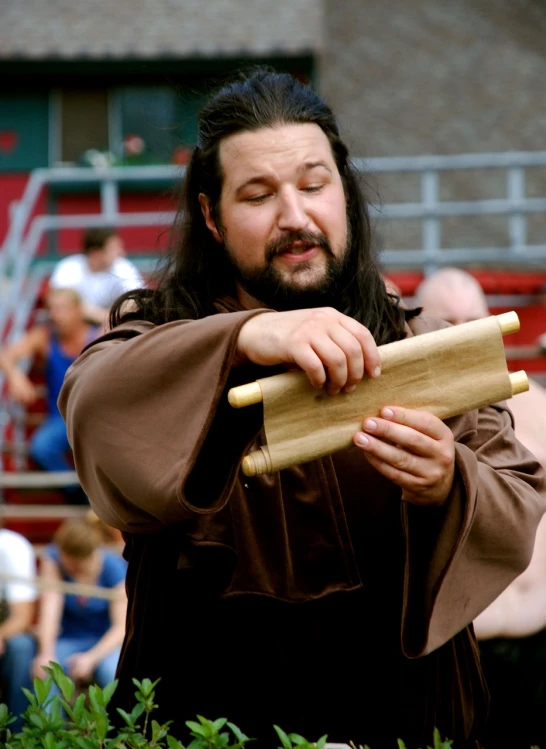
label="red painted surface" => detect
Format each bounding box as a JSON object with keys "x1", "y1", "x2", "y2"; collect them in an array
[
  {"x1": 52, "y1": 192, "x2": 175, "y2": 255},
  {"x1": 1, "y1": 172, "x2": 176, "y2": 254}
]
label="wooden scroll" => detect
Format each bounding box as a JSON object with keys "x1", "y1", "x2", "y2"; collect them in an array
[{"x1": 228, "y1": 312, "x2": 528, "y2": 477}]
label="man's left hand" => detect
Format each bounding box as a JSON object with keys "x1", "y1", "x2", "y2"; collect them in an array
[{"x1": 354, "y1": 406, "x2": 455, "y2": 506}]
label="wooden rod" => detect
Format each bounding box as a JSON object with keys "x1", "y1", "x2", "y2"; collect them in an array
[
  {"x1": 242, "y1": 447, "x2": 273, "y2": 476},
  {"x1": 228, "y1": 381, "x2": 263, "y2": 408},
  {"x1": 509, "y1": 370, "x2": 529, "y2": 395},
  {"x1": 497, "y1": 311, "x2": 520, "y2": 335}
]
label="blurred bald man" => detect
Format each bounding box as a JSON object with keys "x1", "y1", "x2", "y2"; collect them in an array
[
  {"x1": 415, "y1": 267, "x2": 489, "y2": 325},
  {"x1": 416, "y1": 266, "x2": 546, "y2": 748}
]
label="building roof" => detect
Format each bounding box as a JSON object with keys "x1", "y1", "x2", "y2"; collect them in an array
[{"x1": 0, "y1": 0, "x2": 323, "y2": 59}]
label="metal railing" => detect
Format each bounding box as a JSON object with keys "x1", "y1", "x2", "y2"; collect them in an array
[{"x1": 353, "y1": 151, "x2": 546, "y2": 270}]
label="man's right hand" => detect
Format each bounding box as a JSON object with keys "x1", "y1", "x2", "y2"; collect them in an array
[
  {"x1": 237, "y1": 308, "x2": 381, "y2": 395},
  {"x1": 8, "y1": 370, "x2": 38, "y2": 406}
]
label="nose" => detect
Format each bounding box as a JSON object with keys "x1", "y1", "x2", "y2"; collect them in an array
[{"x1": 277, "y1": 187, "x2": 309, "y2": 232}]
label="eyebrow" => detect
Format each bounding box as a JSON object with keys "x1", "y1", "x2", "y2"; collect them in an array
[{"x1": 234, "y1": 160, "x2": 332, "y2": 197}]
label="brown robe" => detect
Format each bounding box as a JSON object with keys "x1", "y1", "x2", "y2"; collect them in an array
[{"x1": 59, "y1": 306, "x2": 546, "y2": 749}]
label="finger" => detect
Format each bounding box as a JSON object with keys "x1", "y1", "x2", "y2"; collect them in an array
[
  {"x1": 291, "y1": 344, "x2": 327, "y2": 389},
  {"x1": 379, "y1": 406, "x2": 450, "y2": 440},
  {"x1": 326, "y1": 324, "x2": 365, "y2": 391},
  {"x1": 361, "y1": 417, "x2": 438, "y2": 458},
  {"x1": 354, "y1": 431, "x2": 430, "y2": 478},
  {"x1": 339, "y1": 316, "x2": 381, "y2": 378},
  {"x1": 358, "y1": 450, "x2": 429, "y2": 494},
  {"x1": 309, "y1": 336, "x2": 349, "y2": 394}
]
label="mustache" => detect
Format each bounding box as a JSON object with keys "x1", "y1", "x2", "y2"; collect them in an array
[{"x1": 265, "y1": 230, "x2": 334, "y2": 263}]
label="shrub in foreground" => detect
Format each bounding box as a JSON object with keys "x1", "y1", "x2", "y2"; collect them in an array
[{"x1": 0, "y1": 662, "x2": 477, "y2": 749}]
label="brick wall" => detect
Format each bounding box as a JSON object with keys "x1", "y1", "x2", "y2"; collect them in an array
[{"x1": 320, "y1": 0, "x2": 546, "y2": 255}]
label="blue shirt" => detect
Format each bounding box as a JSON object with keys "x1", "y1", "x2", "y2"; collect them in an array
[{"x1": 45, "y1": 545, "x2": 127, "y2": 638}]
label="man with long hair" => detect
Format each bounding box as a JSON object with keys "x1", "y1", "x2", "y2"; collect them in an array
[{"x1": 59, "y1": 71, "x2": 545, "y2": 748}]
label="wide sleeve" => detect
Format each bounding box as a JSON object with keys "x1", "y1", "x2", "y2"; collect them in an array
[
  {"x1": 401, "y1": 403, "x2": 546, "y2": 657},
  {"x1": 58, "y1": 311, "x2": 268, "y2": 533}
]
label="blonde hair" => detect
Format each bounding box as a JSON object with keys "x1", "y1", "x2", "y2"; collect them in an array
[
  {"x1": 46, "y1": 287, "x2": 82, "y2": 307},
  {"x1": 53, "y1": 515, "x2": 104, "y2": 559}
]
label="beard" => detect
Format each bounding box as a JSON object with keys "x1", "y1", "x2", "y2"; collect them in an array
[{"x1": 222, "y1": 229, "x2": 352, "y2": 312}]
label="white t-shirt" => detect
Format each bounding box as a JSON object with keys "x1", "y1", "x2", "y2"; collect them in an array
[
  {"x1": 49, "y1": 254, "x2": 144, "y2": 309},
  {"x1": 0, "y1": 529, "x2": 37, "y2": 605}
]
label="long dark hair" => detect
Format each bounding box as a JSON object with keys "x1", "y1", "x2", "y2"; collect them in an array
[{"x1": 110, "y1": 69, "x2": 414, "y2": 344}]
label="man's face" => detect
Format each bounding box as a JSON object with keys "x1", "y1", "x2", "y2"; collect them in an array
[
  {"x1": 97, "y1": 235, "x2": 124, "y2": 271},
  {"x1": 102, "y1": 234, "x2": 125, "y2": 268},
  {"x1": 200, "y1": 123, "x2": 349, "y2": 309}
]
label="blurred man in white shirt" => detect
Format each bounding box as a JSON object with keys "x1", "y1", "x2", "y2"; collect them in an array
[
  {"x1": 49, "y1": 228, "x2": 144, "y2": 328},
  {"x1": 0, "y1": 528, "x2": 37, "y2": 730}
]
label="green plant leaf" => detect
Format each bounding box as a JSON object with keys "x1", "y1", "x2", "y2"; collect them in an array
[
  {"x1": 102, "y1": 679, "x2": 118, "y2": 706},
  {"x1": 213, "y1": 718, "x2": 228, "y2": 732},
  {"x1": 44, "y1": 732, "x2": 57, "y2": 749},
  {"x1": 72, "y1": 693, "x2": 86, "y2": 724},
  {"x1": 397, "y1": 741, "x2": 407, "y2": 749},
  {"x1": 315, "y1": 735, "x2": 328, "y2": 749},
  {"x1": 273, "y1": 725, "x2": 293, "y2": 749},
  {"x1": 117, "y1": 707, "x2": 134, "y2": 727},
  {"x1": 33, "y1": 676, "x2": 52, "y2": 705},
  {"x1": 130, "y1": 702, "x2": 146, "y2": 722},
  {"x1": 76, "y1": 737, "x2": 98, "y2": 749},
  {"x1": 187, "y1": 740, "x2": 205, "y2": 749},
  {"x1": 167, "y1": 735, "x2": 186, "y2": 749},
  {"x1": 21, "y1": 687, "x2": 37, "y2": 708},
  {"x1": 28, "y1": 711, "x2": 45, "y2": 730},
  {"x1": 186, "y1": 720, "x2": 208, "y2": 737},
  {"x1": 287, "y1": 734, "x2": 308, "y2": 746},
  {"x1": 94, "y1": 712, "x2": 109, "y2": 741},
  {"x1": 226, "y1": 722, "x2": 252, "y2": 744},
  {"x1": 88, "y1": 684, "x2": 106, "y2": 713}
]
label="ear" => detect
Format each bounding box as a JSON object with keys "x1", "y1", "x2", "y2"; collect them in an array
[{"x1": 198, "y1": 194, "x2": 223, "y2": 244}]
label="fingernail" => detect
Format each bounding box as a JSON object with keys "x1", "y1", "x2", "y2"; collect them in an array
[
  {"x1": 364, "y1": 419, "x2": 377, "y2": 431},
  {"x1": 345, "y1": 384, "x2": 357, "y2": 394},
  {"x1": 383, "y1": 408, "x2": 394, "y2": 419},
  {"x1": 356, "y1": 433, "x2": 369, "y2": 447},
  {"x1": 373, "y1": 366, "x2": 381, "y2": 378}
]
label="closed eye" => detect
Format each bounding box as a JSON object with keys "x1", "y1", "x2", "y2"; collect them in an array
[
  {"x1": 245, "y1": 194, "x2": 271, "y2": 204},
  {"x1": 302, "y1": 185, "x2": 324, "y2": 193}
]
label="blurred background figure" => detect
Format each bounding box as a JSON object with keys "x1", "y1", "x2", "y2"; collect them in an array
[
  {"x1": 49, "y1": 228, "x2": 144, "y2": 329},
  {"x1": 84, "y1": 510, "x2": 124, "y2": 555},
  {"x1": 0, "y1": 525, "x2": 37, "y2": 730},
  {"x1": 32, "y1": 514, "x2": 127, "y2": 689},
  {"x1": 414, "y1": 267, "x2": 489, "y2": 324},
  {"x1": 415, "y1": 265, "x2": 546, "y2": 748},
  {"x1": 0, "y1": 288, "x2": 96, "y2": 503}
]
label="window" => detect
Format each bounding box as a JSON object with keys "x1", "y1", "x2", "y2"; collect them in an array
[
  {"x1": 58, "y1": 89, "x2": 110, "y2": 164},
  {"x1": 118, "y1": 86, "x2": 203, "y2": 164}
]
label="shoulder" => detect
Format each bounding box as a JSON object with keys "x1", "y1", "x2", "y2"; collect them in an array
[
  {"x1": 50, "y1": 254, "x2": 85, "y2": 282},
  {"x1": 113, "y1": 257, "x2": 142, "y2": 277},
  {"x1": 43, "y1": 543, "x2": 60, "y2": 564},
  {"x1": 100, "y1": 549, "x2": 127, "y2": 586},
  {"x1": 0, "y1": 529, "x2": 34, "y2": 557}
]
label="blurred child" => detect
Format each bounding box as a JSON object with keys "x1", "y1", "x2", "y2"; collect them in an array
[{"x1": 33, "y1": 515, "x2": 127, "y2": 687}]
